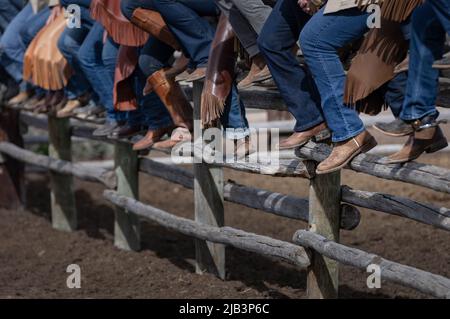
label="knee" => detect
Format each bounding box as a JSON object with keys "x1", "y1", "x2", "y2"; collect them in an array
[{"x1": 299, "y1": 24, "x2": 325, "y2": 57}]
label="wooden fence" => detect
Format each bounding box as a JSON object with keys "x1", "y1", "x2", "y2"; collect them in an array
[{"x1": 1, "y1": 80, "x2": 450, "y2": 299}]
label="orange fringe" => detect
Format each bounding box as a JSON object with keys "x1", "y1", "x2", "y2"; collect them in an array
[{"x1": 90, "y1": 0, "x2": 149, "y2": 47}]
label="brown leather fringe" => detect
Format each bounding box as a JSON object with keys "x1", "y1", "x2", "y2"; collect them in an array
[
  {"x1": 344, "y1": 19, "x2": 409, "y2": 114},
  {"x1": 357, "y1": 0, "x2": 424, "y2": 22},
  {"x1": 201, "y1": 14, "x2": 236, "y2": 127},
  {"x1": 113, "y1": 45, "x2": 139, "y2": 111},
  {"x1": 200, "y1": 92, "x2": 226, "y2": 128},
  {"x1": 90, "y1": 0, "x2": 149, "y2": 47},
  {"x1": 23, "y1": 15, "x2": 72, "y2": 91}
]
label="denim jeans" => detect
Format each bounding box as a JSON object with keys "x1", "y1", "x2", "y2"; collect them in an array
[
  {"x1": 300, "y1": 7, "x2": 368, "y2": 142},
  {"x1": 20, "y1": 6, "x2": 50, "y2": 48},
  {"x1": 400, "y1": 0, "x2": 450, "y2": 121},
  {"x1": 258, "y1": 0, "x2": 324, "y2": 133},
  {"x1": 383, "y1": 72, "x2": 408, "y2": 118},
  {"x1": 78, "y1": 23, "x2": 120, "y2": 121},
  {"x1": 0, "y1": 3, "x2": 33, "y2": 90},
  {"x1": 139, "y1": 36, "x2": 174, "y2": 77},
  {"x1": 0, "y1": 0, "x2": 24, "y2": 36},
  {"x1": 221, "y1": 84, "x2": 249, "y2": 138},
  {"x1": 58, "y1": 24, "x2": 93, "y2": 100}
]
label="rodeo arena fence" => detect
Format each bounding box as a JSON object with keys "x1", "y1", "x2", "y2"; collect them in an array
[{"x1": 1, "y1": 79, "x2": 450, "y2": 299}]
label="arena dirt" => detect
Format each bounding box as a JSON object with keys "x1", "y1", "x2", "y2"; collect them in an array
[{"x1": 1, "y1": 143, "x2": 449, "y2": 299}]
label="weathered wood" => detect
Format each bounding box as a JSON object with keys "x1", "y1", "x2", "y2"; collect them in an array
[
  {"x1": 104, "y1": 190, "x2": 310, "y2": 268},
  {"x1": 294, "y1": 230, "x2": 450, "y2": 299},
  {"x1": 307, "y1": 170, "x2": 341, "y2": 299},
  {"x1": 342, "y1": 186, "x2": 450, "y2": 232},
  {"x1": 48, "y1": 116, "x2": 77, "y2": 231},
  {"x1": 114, "y1": 141, "x2": 140, "y2": 251},
  {"x1": 0, "y1": 107, "x2": 24, "y2": 209},
  {"x1": 193, "y1": 80, "x2": 225, "y2": 279},
  {"x1": 296, "y1": 141, "x2": 450, "y2": 194},
  {"x1": 138, "y1": 158, "x2": 361, "y2": 230},
  {"x1": 221, "y1": 159, "x2": 315, "y2": 178},
  {"x1": 0, "y1": 142, "x2": 116, "y2": 188}
]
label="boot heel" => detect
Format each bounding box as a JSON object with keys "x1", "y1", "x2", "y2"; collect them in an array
[
  {"x1": 313, "y1": 129, "x2": 331, "y2": 142},
  {"x1": 425, "y1": 139, "x2": 448, "y2": 153},
  {"x1": 360, "y1": 137, "x2": 378, "y2": 154}
]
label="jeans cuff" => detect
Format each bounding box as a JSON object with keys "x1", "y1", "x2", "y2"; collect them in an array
[
  {"x1": 331, "y1": 126, "x2": 366, "y2": 143},
  {"x1": 400, "y1": 109, "x2": 438, "y2": 121},
  {"x1": 294, "y1": 118, "x2": 325, "y2": 132}
]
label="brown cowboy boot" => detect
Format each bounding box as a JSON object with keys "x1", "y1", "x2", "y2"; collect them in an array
[
  {"x1": 382, "y1": 125, "x2": 448, "y2": 164},
  {"x1": 316, "y1": 130, "x2": 377, "y2": 174},
  {"x1": 238, "y1": 54, "x2": 272, "y2": 90},
  {"x1": 278, "y1": 122, "x2": 330, "y2": 150},
  {"x1": 132, "y1": 126, "x2": 174, "y2": 151},
  {"x1": 153, "y1": 127, "x2": 192, "y2": 150},
  {"x1": 144, "y1": 69, "x2": 193, "y2": 133},
  {"x1": 130, "y1": 8, "x2": 180, "y2": 50}
]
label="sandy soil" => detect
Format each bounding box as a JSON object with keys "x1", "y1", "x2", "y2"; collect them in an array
[{"x1": 1, "y1": 137, "x2": 450, "y2": 299}]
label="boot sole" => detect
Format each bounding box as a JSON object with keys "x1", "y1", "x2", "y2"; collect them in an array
[
  {"x1": 278, "y1": 129, "x2": 331, "y2": 150},
  {"x1": 382, "y1": 139, "x2": 448, "y2": 164},
  {"x1": 316, "y1": 137, "x2": 378, "y2": 175},
  {"x1": 372, "y1": 124, "x2": 413, "y2": 137}
]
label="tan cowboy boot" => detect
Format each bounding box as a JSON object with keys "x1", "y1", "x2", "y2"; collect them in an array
[
  {"x1": 153, "y1": 127, "x2": 192, "y2": 150},
  {"x1": 165, "y1": 54, "x2": 190, "y2": 79},
  {"x1": 8, "y1": 90, "x2": 33, "y2": 106},
  {"x1": 316, "y1": 131, "x2": 377, "y2": 174},
  {"x1": 130, "y1": 8, "x2": 180, "y2": 50},
  {"x1": 144, "y1": 69, "x2": 193, "y2": 132},
  {"x1": 238, "y1": 55, "x2": 272, "y2": 90},
  {"x1": 278, "y1": 122, "x2": 329, "y2": 150},
  {"x1": 56, "y1": 92, "x2": 90, "y2": 118},
  {"x1": 382, "y1": 126, "x2": 448, "y2": 164},
  {"x1": 132, "y1": 126, "x2": 174, "y2": 151},
  {"x1": 184, "y1": 67, "x2": 207, "y2": 82}
]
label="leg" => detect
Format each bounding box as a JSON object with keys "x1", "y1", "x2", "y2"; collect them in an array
[
  {"x1": 231, "y1": 0, "x2": 272, "y2": 34},
  {"x1": 153, "y1": 0, "x2": 219, "y2": 67},
  {"x1": 258, "y1": 0, "x2": 325, "y2": 137},
  {"x1": 300, "y1": 7, "x2": 377, "y2": 174}
]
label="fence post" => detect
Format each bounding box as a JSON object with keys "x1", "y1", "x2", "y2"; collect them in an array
[
  {"x1": 114, "y1": 141, "x2": 140, "y2": 251},
  {"x1": 0, "y1": 107, "x2": 24, "y2": 209},
  {"x1": 307, "y1": 169, "x2": 341, "y2": 299},
  {"x1": 193, "y1": 80, "x2": 226, "y2": 279},
  {"x1": 48, "y1": 116, "x2": 77, "y2": 231}
]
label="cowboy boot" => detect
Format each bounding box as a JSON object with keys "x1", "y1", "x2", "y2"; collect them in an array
[
  {"x1": 382, "y1": 118, "x2": 448, "y2": 164},
  {"x1": 373, "y1": 118, "x2": 414, "y2": 137},
  {"x1": 316, "y1": 130, "x2": 377, "y2": 174},
  {"x1": 238, "y1": 54, "x2": 272, "y2": 90},
  {"x1": 278, "y1": 122, "x2": 330, "y2": 150},
  {"x1": 130, "y1": 8, "x2": 180, "y2": 50},
  {"x1": 132, "y1": 126, "x2": 174, "y2": 151},
  {"x1": 144, "y1": 69, "x2": 193, "y2": 133}
]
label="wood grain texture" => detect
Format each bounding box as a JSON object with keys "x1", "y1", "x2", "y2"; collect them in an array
[
  {"x1": 294, "y1": 230, "x2": 450, "y2": 299},
  {"x1": 104, "y1": 190, "x2": 311, "y2": 268}
]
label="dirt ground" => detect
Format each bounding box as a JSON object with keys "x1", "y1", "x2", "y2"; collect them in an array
[{"x1": 1, "y1": 129, "x2": 450, "y2": 299}]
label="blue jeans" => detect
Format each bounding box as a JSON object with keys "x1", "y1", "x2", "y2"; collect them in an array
[
  {"x1": 258, "y1": 0, "x2": 324, "y2": 132},
  {"x1": 0, "y1": 0, "x2": 24, "y2": 36},
  {"x1": 400, "y1": 0, "x2": 450, "y2": 121},
  {"x1": 139, "y1": 36, "x2": 174, "y2": 77},
  {"x1": 78, "y1": 23, "x2": 122, "y2": 121},
  {"x1": 0, "y1": 3, "x2": 33, "y2": 90},
  {"x1": 384, "y1": 72, "x2": 408, "y2": 118},
  {"x1": 300, "y1": 7, "x2": 368, "y2": 142},
  {"x1": 20, "y1": 7, "x2": 50, "y2": 48},
  {"x1": 58, "y1": 25, "x2": 93, "y2": 100}
]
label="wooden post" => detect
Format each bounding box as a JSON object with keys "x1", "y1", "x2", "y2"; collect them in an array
[
  {"x1": 0, "y1": 107, "x2": 24, "y2": 209},
  {"x1": 48, "y1": 116, "x2": 77, "y2": 231},
  {"x1": 307, "y1": 170, "x2": 341, "y2": 299},
  {"x1": 114, "y1": 141, "x2": 140, "y2": 251},
  {"x1": 193, "y1": 80, "x2": 226, "y2": 279}
]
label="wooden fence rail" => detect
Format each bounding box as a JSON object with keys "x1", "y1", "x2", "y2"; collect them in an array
[{"x1": 1, "y1": 79, "x2": 450, "y2": 298}]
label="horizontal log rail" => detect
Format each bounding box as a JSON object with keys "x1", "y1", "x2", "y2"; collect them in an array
[
  {"x1": 104, "y1": 190, "x2": 311, "y2": 269},
  {"x1": 139, "y1": 158, "x2": 361, "y2": 230},
  {"x1": 0, "y1": 141, "x2": 116, "y2": 189},
  {"x1": 342, "y1": 186, "x2": 450, "y2": 232},
  {"x1": 293, "y1": 230, "x2": 450, "y2": 299},
  {"x1": 296, "y1": 141, "x2": 450, "y2": 194}
]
